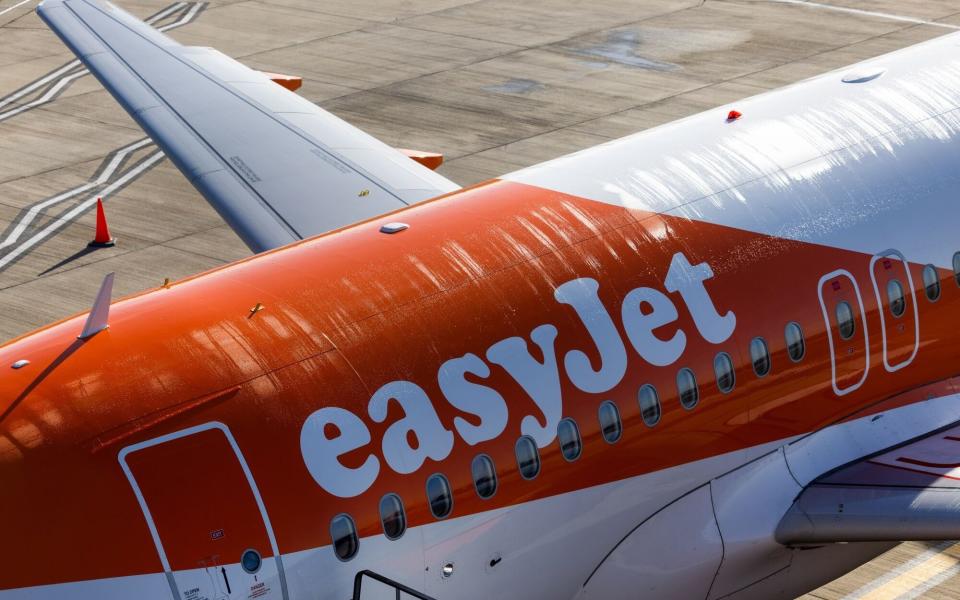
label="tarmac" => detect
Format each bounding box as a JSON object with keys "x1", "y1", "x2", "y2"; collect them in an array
[{"x1": 2, "y1": 0, "x2": 960, "y2": 597}]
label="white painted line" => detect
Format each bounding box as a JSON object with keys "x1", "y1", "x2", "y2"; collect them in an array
[
  {"x1": 0, "y1": 182, "x2": 98, "y2": 250},
  {"x1": 157, "y1": 1, "x2": 201, "y2": 32},
  {"x1": 0, "y1": 61, "x2": 80, "y2": 111},
  {"x1": 771, "y1": 0, "x2": 960, "y2": 30},
  {"x1": 0, "y1": 150, "x2": 166, "y2": 270},
  {"x1": 844, "y1": 542, "x2": 955, "y2": 599},
  {"x1": 146, "y1": 1, "x2": 187, "y2": 24},
  {"x1": 0, "y1": 0, "x2": 34, "y2": 18},
  {"x1": 0, "y1": 2, "x2": 204, "y2": 268},
  {"x1": 854, "y1": 544, "x2": 960, "y2": 599},
  {"x1": 0, "y1": 69, "x2": 88, "y2": 123},
  {"x1": 896, "y1": 556, "x2": 960, "y2": 600},
  {"x1": 0, "y1": 138, "x2": 154, "y2": 250}
]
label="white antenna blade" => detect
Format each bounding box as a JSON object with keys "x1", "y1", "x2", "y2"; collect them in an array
[{"x1": 78, "y1": 272, "x2": 115, "y2": 340}]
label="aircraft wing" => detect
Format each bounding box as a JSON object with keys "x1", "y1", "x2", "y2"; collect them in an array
[
  {"x1": 36, "y1": 0, "x2": 460, "y2": 253},
  {"x1": 777, "y1": 423, "x2": 960, "y2": 544}
]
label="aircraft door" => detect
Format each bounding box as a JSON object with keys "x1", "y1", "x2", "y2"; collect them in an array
[
  {"x1": 120, "y1": 422, "x2": 288, "y2": 600},
  {"x1": 869, "y1": 250, "x2": 919, "y2": 372},
  {"x1": 818, "y1": 270, "x2": 869, "y2": 396}
]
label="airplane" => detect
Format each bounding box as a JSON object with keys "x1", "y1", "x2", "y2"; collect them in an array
[{"x1": 2, "y1": 0, "x2": 960, "y2": 598}]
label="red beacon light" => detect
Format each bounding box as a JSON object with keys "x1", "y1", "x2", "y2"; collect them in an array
[{"x1": 726, "y1": 110, "x2": 742, "y2": 122}]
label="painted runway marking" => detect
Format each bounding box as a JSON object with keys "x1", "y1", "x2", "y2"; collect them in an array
[
  {"x1": 0, "y1": 2, "x2": 209, "y2": 272},
  {"x1": 0, "y1": 144, "x2": 166, "y2": 271},
  {"x1": 771, "y1": 0, "x2": 960, "y2": 30},
  {"x1": 0, "y1": 0, "x2": 34, "y2": 18},
  {"x1": 0, "y1": 68, "x2": 89, "y2": 122},
  {"x1": 0, "y1": 2, "x2": 204, "y2": 123},
  {"x1": 0, "y1": 61, "x2": 83, "y2": 113},
  {"x1": 843, "y1": 542, "x2": 960, "y2": 599},
  {"x1": 0, "y1": 138, "x2": 154, "y2": 253},
  {"x1": 893, "y1": 555, "x2": 960, "y2": 600}
]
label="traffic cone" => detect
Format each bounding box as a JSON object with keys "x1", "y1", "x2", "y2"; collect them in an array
[{"x1": 88, "y1": 197, "x2": 116, "y2": 248}]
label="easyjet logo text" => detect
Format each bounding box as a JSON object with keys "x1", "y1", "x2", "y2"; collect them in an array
[{"x1": 299, "y1": 252, "x2": 736, "y2": 498}]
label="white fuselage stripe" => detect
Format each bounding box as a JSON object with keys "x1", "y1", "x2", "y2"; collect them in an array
[{"x1": 7, "y1": 390, "x2": 960, "y2": 599}]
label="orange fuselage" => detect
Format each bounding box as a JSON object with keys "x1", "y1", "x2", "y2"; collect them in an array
[{"x1": 1, "y1": 179, "x2": 957, "y2": 591}]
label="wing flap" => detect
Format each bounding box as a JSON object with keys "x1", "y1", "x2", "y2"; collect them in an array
[
  {"x1": 37, "y1": 0, "x2": 460, "y2": 252},
  {"x1": 777, "y1": 423, "x2": 960, "y2": 544}
]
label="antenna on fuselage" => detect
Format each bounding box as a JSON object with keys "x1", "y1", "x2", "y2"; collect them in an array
[{"x1": 78, "y1": 272, "x2": 115, "y2": 340}]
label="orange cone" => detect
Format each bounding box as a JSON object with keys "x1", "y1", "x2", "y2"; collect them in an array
[{"x1": 88, "y1": 197, "x2": 116, "y2": 248}]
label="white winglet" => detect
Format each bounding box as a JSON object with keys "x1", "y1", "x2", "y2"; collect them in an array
[{"x1": 78, "y1": 272, "x2": 114, "y2": 340}]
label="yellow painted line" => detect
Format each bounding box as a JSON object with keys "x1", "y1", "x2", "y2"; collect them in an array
[{"x1": 857, "y1": 548, "x2": 960, "y2": 600}]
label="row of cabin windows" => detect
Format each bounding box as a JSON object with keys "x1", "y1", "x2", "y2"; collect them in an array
[
  {"x1": 329, "y1": 259, "x2": 960, "y2": 561},
  {"x1": 707, "y1": 322, "x2": 806, "y2": 397},
  {"x1": 329, "y1": 319, "x2": 810, "y2": 561},
  {"x1": 836, "y1": 262, "x2": 952, "y2": 341}
]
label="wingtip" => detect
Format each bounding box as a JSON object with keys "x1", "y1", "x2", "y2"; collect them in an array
[
  {"x1": 37, "y1": 0, "x2": 101, "y2": 17},
  {"x1": 36, "y1": 0, "x2": 64, "y2": 17}
]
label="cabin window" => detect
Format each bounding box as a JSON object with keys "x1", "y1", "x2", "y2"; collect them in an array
[
  {"x1": 379, "y1": 493, "x2": 406, "y2": 540},
  {"x1": 923, "y1": 264, "x2": 941, "y2": 302},
  {"x1": 750, "y1": 337, "x2": 771, "y2": 377},
  {"x1": 638, "y1": 384, "x2": 661, "y2": 427},
  {"x1": 557, "y1": 418, "x2": 583, "y2": 461},
  {"x1": 677, "y1": 367, "x2": 699, "y2": 410},
  {"x1": 426, "y1": 474, "x2": 453, "y2": 519},
  {"x1": 836, "y1": 301, "x2": 856, "y2": 340},
  {"x1": 714, "y1": 352, "x2": 735, "y2": 393},
  {"x1": 330, "y1": 514, "x2": 359, "y2": 561},
  {"x1": 953, "y1": 252, "x2": 960, "y2": 287},
  {"x1": 886, "y1": 279, "x2": 906, "y2": 317},
  {"x1": 785, "y1": 322, "x2": 805, "y2": 362},
  {"x1": 515, "y1": 436, "x2": 541, "y2": 480},
  {"x1": 598, "y1": 401, "x2": 623, "y2": 443},
  {"x1": 472, "y1": 454, "x2": 498, "y2": 499},
  {"x1": 240, "y1": 549, "x2": 262, "y2": 574}
]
